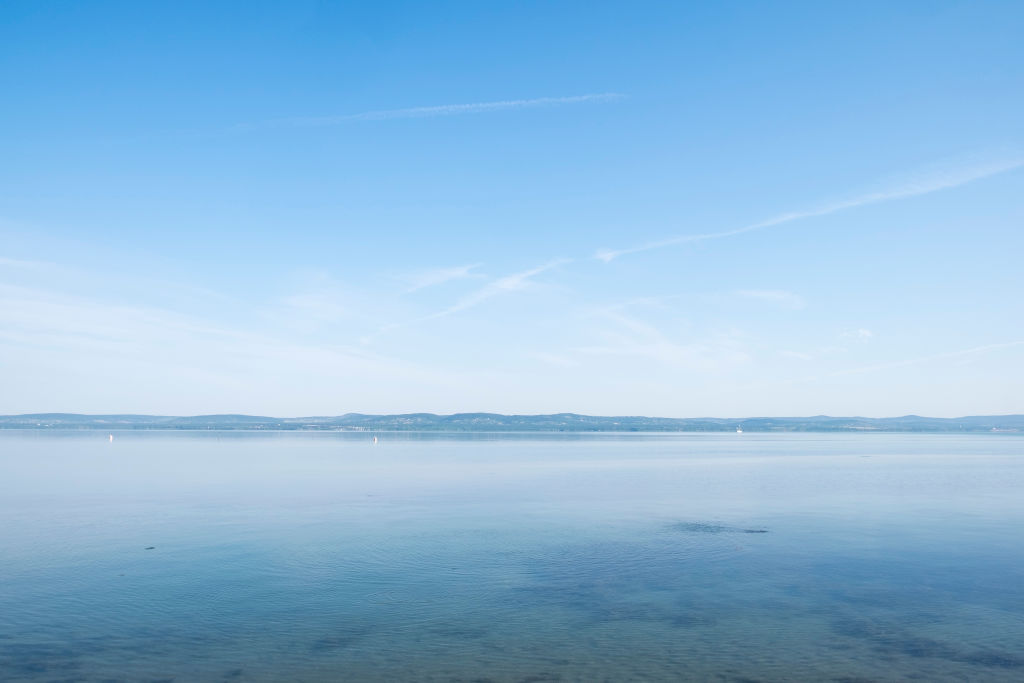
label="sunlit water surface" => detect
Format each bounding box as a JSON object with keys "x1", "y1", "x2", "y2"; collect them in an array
[{"x1": 1, "y1": 432, "x2": 1023, "y2": 682}]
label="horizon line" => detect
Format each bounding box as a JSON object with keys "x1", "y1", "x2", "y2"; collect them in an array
[{"x1": 3, "y1": 411, "x2": 1021, "y2": 420}]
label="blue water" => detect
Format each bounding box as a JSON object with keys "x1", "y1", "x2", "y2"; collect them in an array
[{"x1": 1, "y1": 432, "x2": 1023, "y2": 682}]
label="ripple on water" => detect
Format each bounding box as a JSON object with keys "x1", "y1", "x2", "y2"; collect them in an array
[{"x1": 670, "y1": 521, "x2": 769, "y2": 535}]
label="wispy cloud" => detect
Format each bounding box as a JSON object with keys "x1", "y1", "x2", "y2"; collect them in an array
[
  {"x1": 361, "y1": 259, "x2": 571, "y2": 343},
  {"x1": 404, "y1": 264, "x2": 482, "y2": 293},
  {"x1": 763, "y1": 340, "x2": 1024, "y2": 390},
  {"x1": 841, "y1": 328, "x2": 874, "y2": 341},
  {"x1": 781, "y1": 328, "x2": 870, "y2": 360},
  {"x1": 595, "y1": 158, "x2": 1024, "y2": 262},
  {"x1": 0, "y1": 256, "x2": 55, "y2": 270},
  {"x1": 244, "y1": 93, "x2": 625, "y2": 129},
  {"x1": 828, "y1": 340, "x2": 1024, "y2": 378},
  {"x1": 261, "y1": 269, "x2": 359, "y2": 335},
  {"x1": 422, "y1": 259, "x2": 570, "y2": 321},
  {"x1": 275, "y1": 290, "x2": 349, "y2": 326},
  {"x1": 736, "y1": 289, "x2": 806, "y2": 310},
  {"x1": 573, "y1": 309, "x2": 749, "y2": 371},
  {"x1": 0, "y1": 282, "x2": 468, "y2": 414}
]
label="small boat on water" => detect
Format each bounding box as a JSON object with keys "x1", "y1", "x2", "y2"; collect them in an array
[{"x1": 736, "y1": 426, "x2": 743, "y2": 434}]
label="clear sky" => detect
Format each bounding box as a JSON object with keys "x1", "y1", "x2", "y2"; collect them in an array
[{"x1": 2, "y1": 1, "x2": 1022, "y2": 417}]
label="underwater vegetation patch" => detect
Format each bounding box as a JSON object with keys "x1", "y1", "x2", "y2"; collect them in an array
[
  {"x1": 0, "y1": 641, "x2": 85, "y2": 677},
  {"x1": 833, "y1": 617, "x2": 1024, "y2": 668},
  {"x1": 309, "y1": 625, "x2": 372, "y2": 654}
]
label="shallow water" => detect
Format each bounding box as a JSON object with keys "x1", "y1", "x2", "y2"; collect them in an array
[{"x1": 1, "y1": 431, "x2": 1023, "y2": 682}]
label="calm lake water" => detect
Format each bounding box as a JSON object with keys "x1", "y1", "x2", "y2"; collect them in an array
[{"x1": 1, "y1": 432, "x2": 1023, "y2": 682}]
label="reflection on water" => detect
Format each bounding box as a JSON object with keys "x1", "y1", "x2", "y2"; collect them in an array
[{"x1": 1, "y1": 432, "x2": 1023, "y2": 681}]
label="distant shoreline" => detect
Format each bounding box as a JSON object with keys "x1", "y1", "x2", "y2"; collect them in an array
[{"x1": 1, "y1": 413, "x2": 1021, "y2": 433}]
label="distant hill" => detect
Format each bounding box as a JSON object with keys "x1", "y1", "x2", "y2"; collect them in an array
[{"x1": 1, "y1": 413, "x2": 1022, "y2": 432}]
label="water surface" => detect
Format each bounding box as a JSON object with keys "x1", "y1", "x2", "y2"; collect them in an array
[{"x1": 1, "y1": 432, "x2": 1023, "y2": 681}]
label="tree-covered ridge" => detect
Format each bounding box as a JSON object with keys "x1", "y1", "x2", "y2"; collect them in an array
[{"x1": 2, "y1": 413, "x2": 1022, "y2": 432}]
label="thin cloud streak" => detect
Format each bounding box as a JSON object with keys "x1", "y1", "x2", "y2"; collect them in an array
[
  {"x1": 595, "y1": 158, "x2": 1024, "y2": 262},
  {"x1": 361, "y1": 258, "x2": 571, "y2": 343},
  {"x1": 827, "y1": 341, "x2": 1024, "y2": 378},
  {"x1": 422, "y1": 258, "x2": 571, "y2": 321},
  {"x1": 245, "y1": 94, "x2": 625, "y2": 129},
  {"x1": 404, "y1": 264, "x2": 482, "y2": 293},
  {"x1": 572, "y1": 308, "x2": 749, "y2": 371}
]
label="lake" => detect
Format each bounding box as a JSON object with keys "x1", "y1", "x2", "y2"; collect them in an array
[{"x1": 1, "y1": 432, "x2": 1023, "y2": 681}]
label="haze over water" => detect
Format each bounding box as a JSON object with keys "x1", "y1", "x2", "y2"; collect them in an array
[{"x1": 2, "y1": 431, "x2": 1023, "y2": 682}]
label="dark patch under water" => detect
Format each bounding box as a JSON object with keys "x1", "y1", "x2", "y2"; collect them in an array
[{"x1": 833, "y1": 617, "x2": 1024, "y2": 668}]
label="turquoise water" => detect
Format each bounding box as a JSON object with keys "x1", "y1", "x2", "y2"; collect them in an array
[{"x1": 1, "y1": 432, "x2": 1023, "y2": 682}]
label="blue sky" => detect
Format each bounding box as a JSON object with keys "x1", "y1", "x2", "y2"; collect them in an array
[{"x1": 2, "y1": 0, "x2": 1022, "y2": 417}]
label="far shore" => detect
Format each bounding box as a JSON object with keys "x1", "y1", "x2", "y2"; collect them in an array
[{"x1": 1, "y1": 412, "x2": 1021, "y2": 434}]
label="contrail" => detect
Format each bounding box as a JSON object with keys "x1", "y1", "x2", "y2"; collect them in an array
[
  {"x1": 243, "y1": 93, "x2": 625, "y2": 129},
  {"x1": 596, "y1": 158, "x2": 1024, "y2": 262}
]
